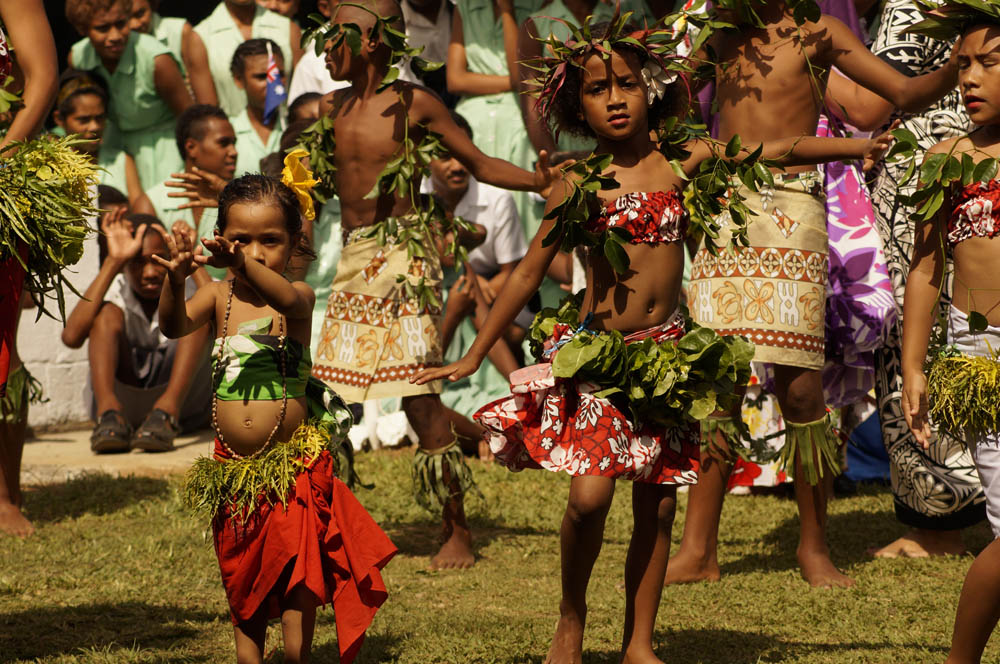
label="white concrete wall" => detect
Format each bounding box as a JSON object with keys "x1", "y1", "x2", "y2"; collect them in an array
[{"x1": 17, "y1": 237, "x2": 100, "y2": 427}]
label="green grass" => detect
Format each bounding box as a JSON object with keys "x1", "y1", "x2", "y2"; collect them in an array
[{"x1": 1, "y1": 449, "x2": 995, "y2": 663}]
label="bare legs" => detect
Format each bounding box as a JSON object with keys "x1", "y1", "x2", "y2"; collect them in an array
[
  {"x1": 233, "y1": 586, "x2": 318, "y2": 664},
  {"x1": 667, "y1": 365, "x2": 853, "y2": 588},
  {"x1": 403, "y1": 393, "x2": 475, "y2": 569},
  {"x1": 944, "y1": 538, "x2": 1000, "y2": 664},
  {"x1": 547, "y1": 476, "x2": 673, "y2": 664},
  {"x1": 0, "y1": 367, "x2": 32, "y2": 538},
  {"x1": 149, "y1": 324, "x2": 210, "y2": 421},
  {"x1": 89, "y1": 303, "x2": 129, "y2": 416}
]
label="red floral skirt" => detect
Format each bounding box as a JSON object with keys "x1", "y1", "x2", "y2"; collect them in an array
[
  {"x1": 474, "y1": 313, "x2": 700, "y2": 484},
  {"x1": 0, "y1": 247, "x2": 26, "y2": 398},
  {"x1": 212, "y1": 440, "x2": 396, "y2": 664}
]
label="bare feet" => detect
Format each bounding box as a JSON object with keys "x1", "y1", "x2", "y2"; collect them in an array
[
  {"x1": 620, "y1": 647, "x2": 664, "y2": 664},
  {"x1": 544, "y1": 611, "x2": 585, "y2": 664},
  {"x1": 797, "y1": 546, "x2": 854, "y2": 588},
  {"x1": 868, "y1": 529, "x2": 966, "y2": 559},
  {"x1": 663, "y1": 549, "x2": 721, "y2": 585},
  {"x1": 430, "y1": 524, "x2": 475, "y2": 570},
  {"x1": 0, "y1": 501, "x2": 34, "y2": 538}
]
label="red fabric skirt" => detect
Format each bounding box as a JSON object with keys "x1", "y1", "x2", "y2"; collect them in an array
[
  {"x1": 212, "y1": 440, "x2": 396, "y2": 664},
  {"x1": 0, "y1": 247, "x2": 26, "y2": 398},
  {"x1": 474, "y1": 312, "x2": 700, "y2": 484}
]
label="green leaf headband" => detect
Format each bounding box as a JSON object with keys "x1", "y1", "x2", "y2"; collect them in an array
[
  {"x1": 906, "y1": 0, "x2": 1000, "y2": 40},
  {"x1": 713, "y1": 0, "x2": 822, "y2": 27},
  {"x1": 301, "y1": 3, "x2": 442, "y2": 90},
  {"x1": 527, "y1": 6, "x2": 696, "y2": 129}
]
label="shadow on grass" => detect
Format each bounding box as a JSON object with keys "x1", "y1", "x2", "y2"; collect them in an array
[
  {"x1": 313, "y1": 632, "x2": 403, "y2": 663},
  {"x1": 0, "y1": 601, "x2": 218, "y2": 663},
  {"x1": 381, "y1": 514, "x2": 551, "y2": 559},
  {"x1": 24, "y1": 473, "x2": 171, "y2": 524},
  {"x1": 718, "y1": 500, "x2": 902, "y2": 577},
  {"x1": 498, "y1": 627, "x2": 946, "y2": 664}
]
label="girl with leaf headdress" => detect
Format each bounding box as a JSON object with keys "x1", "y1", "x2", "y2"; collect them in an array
[
  {"x1": 899, "y1": 13, "x2": 1000, "y2": 662},
  {"x1": 411, "y1": 8, "x2": 896, "y2": 659}
]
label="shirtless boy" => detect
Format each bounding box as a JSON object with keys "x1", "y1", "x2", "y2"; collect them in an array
[
  {"x1": 672, "y1": 0, "x2": 959, "y2": 588},
  {"x1": 309, "y1": 0, "x2": 561, "y2": 569}
]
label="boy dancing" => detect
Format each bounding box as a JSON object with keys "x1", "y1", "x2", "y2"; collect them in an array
[
  {"x1": 674, "y1": 0, "x2": 959, "y2": 587},
  {"x1": 306, "y1": 0, "x2": 561, "y2": 569}
]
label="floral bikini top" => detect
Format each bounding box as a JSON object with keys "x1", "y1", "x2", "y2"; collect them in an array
[
  {"x1": 585, "y1": 191, "x2": 688, "y2": 244},
  {"x1": 213, "y1": 316, "x2": 311, "y2": 401},
  {"x1": 947, "y1": 179, "x2": 1000, "y2": 247}
]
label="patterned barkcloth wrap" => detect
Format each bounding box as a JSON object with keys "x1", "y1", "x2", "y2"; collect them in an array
[
  {"x1": 689, "y1": 172, "x2": 829, "y2": 370},
  {"x1": 190, "y1": 425, "x2": 396, "y2": 664},
  {"x1": 312, "y1": 223, "x2": 443, "y2": 402},
  {"x1": 475, "y1": 311, "x2": 701, "y2": 484}
]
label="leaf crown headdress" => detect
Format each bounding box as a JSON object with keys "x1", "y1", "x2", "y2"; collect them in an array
[
  {"x1": 712, "y1": 0, "x2": 822, "y2": 26},
  {"x1": 905, "y1": 0, "x2": 1000, "y2": 40},
  {"x1": 301, "y1": 2, "x2": 442, "y2": 90},
  {"x1": 528, "y1": 6, "x2": 695, "y2": 132}
]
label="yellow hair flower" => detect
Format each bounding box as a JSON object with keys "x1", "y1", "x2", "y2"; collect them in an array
[{"x1": 281, "y1": 148, "x2": 318, "y2": 221}]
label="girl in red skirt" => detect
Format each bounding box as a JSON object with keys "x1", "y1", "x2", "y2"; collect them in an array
[
  {"x1": 413, "y1": 11, "x2": 895, "y2": 663},
  {"x1": 156, "y1": 167, "x2": 395, "y2": 664}
]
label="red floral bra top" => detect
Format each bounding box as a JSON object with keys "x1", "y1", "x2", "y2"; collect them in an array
[
  {"x1": 586, "y1": 191, "x2": 688, "y2": 245},
  {"x1": 948, "y1": 179, "x2": 1000, "y2": 247}
]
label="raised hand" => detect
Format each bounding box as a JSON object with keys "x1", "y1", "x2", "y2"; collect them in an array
[
  {"x1": 199, "y1": 231, "x2": 246, "y2": 270},
  {"x1": 901, "y1": 371, "x2": 933, "y2": 449},
  {"x1": 101, "y1": 206, "x2": 145, "y2": 267},
  {"x1": 533, "y1": 149, "x2": 575, "y2": 196},
  {"x1": 152, "y1": 226, "x2": 204, "y2": 284},
  {"x1": 166, "y1": 166, "x2": 227, "y2": 209},
  {"x1": 409, "y1": 354, "x2": 482, "y2": 385},
  {"x1": 862, "y1": 119, "x2": 900, "y2": 172}
]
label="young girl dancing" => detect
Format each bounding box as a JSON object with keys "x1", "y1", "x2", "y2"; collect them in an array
[
  {"x1": 901, "y1": 13, "x2": 1000, "y2": 664},
  {"x1": 156, "y1": 168, "x2": 396, "y2": 664},
  {"x1": 413, "y1": 12, "x2": 895, "y2": 664}
]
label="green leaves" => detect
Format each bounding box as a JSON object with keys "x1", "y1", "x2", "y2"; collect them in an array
[
  {"x1": 903, "y1": 140, "x2": 1000, "y2": 223},
  {"x1": 905, "y1": 0, "x2": 1000, "y2": 40},
  {"x1": 295, "y1": 116, "x2": 337, "y2": 203},
  {"x1": 532, "y1": 298, "x2": 755, "y2": 428}
]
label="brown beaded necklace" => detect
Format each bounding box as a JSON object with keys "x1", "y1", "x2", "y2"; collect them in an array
[{"x1": 212, "y1": 280, "x2": 288, "y2": 460}]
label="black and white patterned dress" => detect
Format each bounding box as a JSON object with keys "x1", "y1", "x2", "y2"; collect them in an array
[{"x1": 870, "y1": 0, "x2": 985, "y2": 530}]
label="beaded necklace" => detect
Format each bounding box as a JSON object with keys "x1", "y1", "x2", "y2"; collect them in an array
[{"x1": 211, "y1": 280, "x2": 288, "y2": 460}]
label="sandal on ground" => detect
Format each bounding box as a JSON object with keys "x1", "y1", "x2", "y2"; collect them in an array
[
  {"x1": 90, "y1": 410, "x2": 133, "y2": 453},
  {"x1": 132, "y1": 408, "x2": 179, "y2": 452}
]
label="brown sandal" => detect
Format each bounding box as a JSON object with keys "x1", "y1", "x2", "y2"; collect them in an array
[
  {"x1": 132, "y1": 408, "x2": 179, "y2": 452},
  {"x1": 90, "y1": 410, "x2": 132, "y2": 454}
]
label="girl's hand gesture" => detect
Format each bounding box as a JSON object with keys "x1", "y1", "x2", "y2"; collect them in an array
[
  {"x1": 901, "y1": 371, "x2": 933, "y2": 448},
  {"x1": 166, "y1": 166, "x2": 227, "y2": 209},
  {"x1": 410, "y1": 355, "x2": 482, "y2": 385},
  {"x1": 102, "y1": 206, "x2": 145, "y2": 267},
  {"x1": 153, "y1": 226, "x2": 204, "y2": 284},
  {"x1": 861, "y1": 119, "x2": 901, "y2": 172},
  {"x1": 199, "y1": 232, "x2": 246, "y2": 270}
]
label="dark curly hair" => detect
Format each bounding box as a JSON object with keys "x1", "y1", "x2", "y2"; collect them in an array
[
  {"x1": 547, "y1": 22, "x2": 689, "y2": 140},
  {"x1": 217, "y1": 175, "x2": 315, "y2": 262}
]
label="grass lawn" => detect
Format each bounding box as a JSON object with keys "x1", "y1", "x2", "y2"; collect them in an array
[{"x1": 1, "y1": 448, "x2": 994, "y2": 663}]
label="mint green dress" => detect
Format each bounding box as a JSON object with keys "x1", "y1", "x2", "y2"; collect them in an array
[
  {"x1": 151, "y1": 13, "x2": 187, "y2": 74},
  {"x1": 306, "y1": 198, "x2": 343, "y2": 352},
  {"x1": 232, "y1": 109, "x2": 287, "y2": 176},
  {"x1": 453, "y1": 0, "x2": 542, "y2": 239},
  {"x1": 194, "y1": 3, "x2": 294, "y2": 117},
  {"x1": 70, "y1": 33, "x2": 184, "y2": 192},
  {"x1": 146, "y1": 179, "x2": 225, "y2": 280}
]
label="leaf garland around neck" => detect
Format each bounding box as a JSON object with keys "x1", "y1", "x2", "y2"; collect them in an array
[
  {"x1": 295, "y1": 115, "x2": 337, "y2": 203},
  {"x1": 301, "y1": 4, "x2": 442, "y2": 92},
  {"x1": 712, "y1": 0, "x2": 822, "y2": 28},
  {"x1": 905, "y1": 0, "x2": 1000, "y2": 41},
  {"x1": 361, "y1": 126, "x2": 479, "y2": 312}
]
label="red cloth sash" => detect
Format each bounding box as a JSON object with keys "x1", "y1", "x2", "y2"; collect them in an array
[{"x1": 0, "y1": 245, "x2": 27, "y2": 398}]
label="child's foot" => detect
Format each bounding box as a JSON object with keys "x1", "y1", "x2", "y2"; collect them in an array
[
  {"x1": 663, "y1": 549, "x2": 721, "y2": 585},
  {"x1": 620, "y1": 646, "x2": 664, "y2": 664},
  {"x1": 797, "y1": 547, "x2": 854, "y2": 588},
  {"x1": 430, "y1": 525, "x2": 475, "y2": 570},
  {"x1": 544, "y1": 612, "x2": 585, "y2": 664},
  {"x1": 867, "y1": 529, "x2": 965, "y2": 558},
  {"x1": 0, "y1": 502, "x2": 34, "y2": 538}
]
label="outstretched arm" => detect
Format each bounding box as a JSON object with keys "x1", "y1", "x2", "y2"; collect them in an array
[
  {"x1": 0, "y1": 0, "x2": 58, "y2": 147},
  {"x1": 822, "y1": 15, "x2": 957, "y2": 114},
  {"x1": 154, "y1": 229, "x2": 217, "y2": 338},
  {"x1": 413, "y1": 86, "x2": 562, "y2": 191},
  {"x1": 825, "y1": 69, "x2": 894, "y2": 132},
  {"x1": 411, "y1": 180, "x2": 569, "y2": 383}
]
